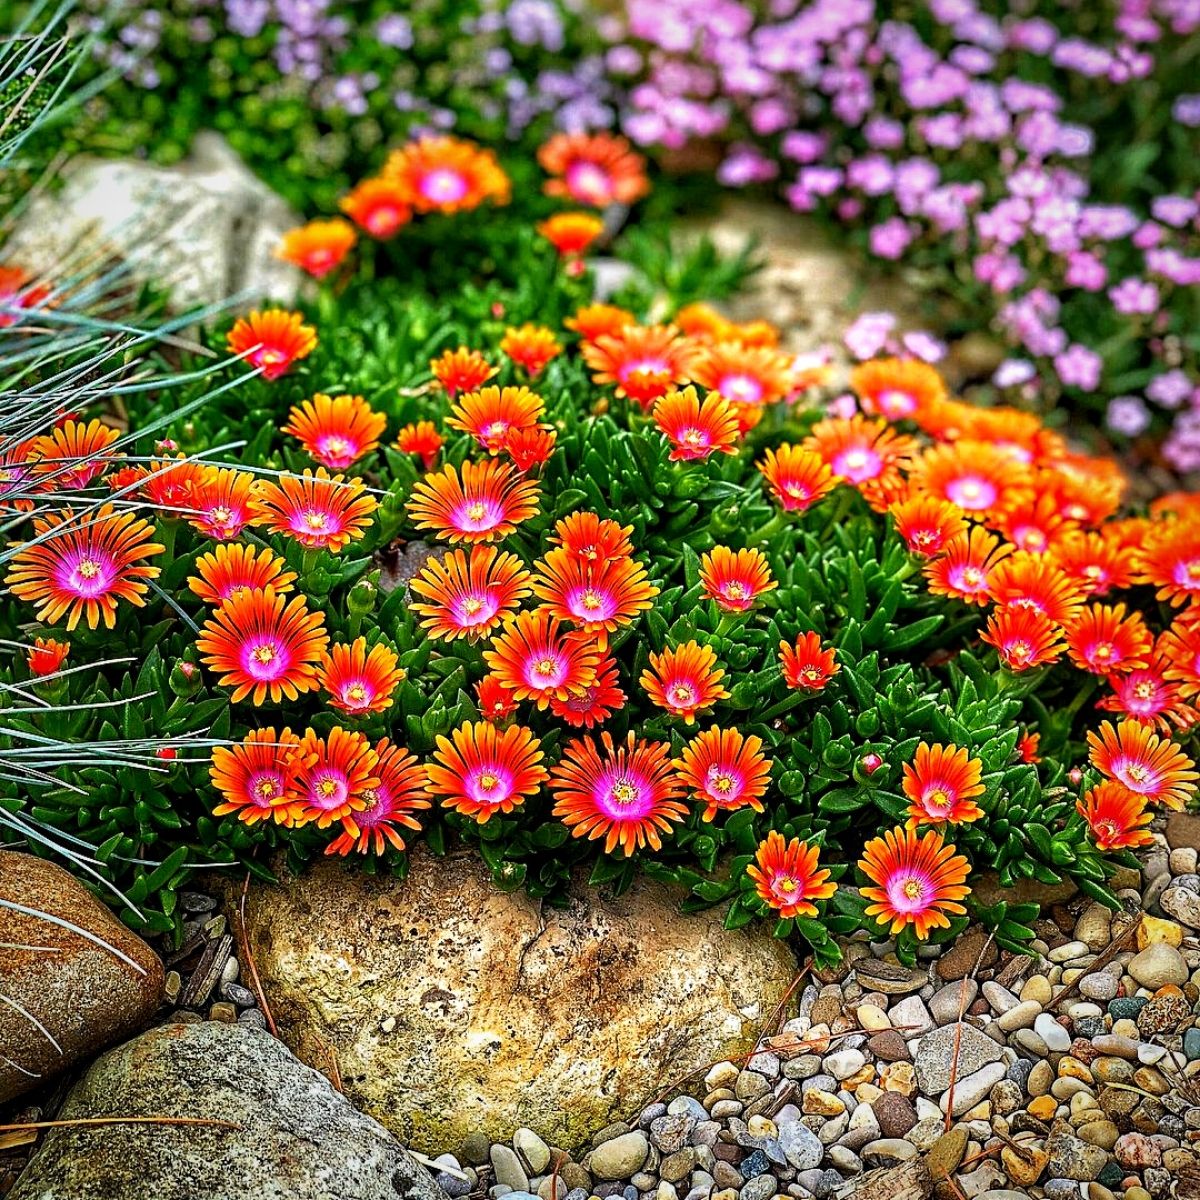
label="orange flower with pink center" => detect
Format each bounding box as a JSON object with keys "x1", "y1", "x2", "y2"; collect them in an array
[
  {"x1": 318, "y1": 637, "x2": 403, "y2": 714},
  {"x1": 384, "y1": 136, "x2": 510, "y2": 213},
  {"x1": 227, "y1": 309, "x2": 317, "y2": 381},
  {"x1": 1087, "y1": 718, "x2": 1198, "y2": 810},
  {"x1": 549, "y1": 512, "x2": 634, "y2": 564},
  {"x1": 500, "y1": 324, "x2": 562, "y2": 378},
  {"x1": 849, "y1": 357, "x2": 947, "y2": 423},
  {"x1": 858, "y1": 825, "x2": 971, "y2": 940},
  {"x1": 805, "y1": 415, "x2": 915, "y2": 489},
  {"x1": 652, "y1": 386, "x2": 740, "y2": 462},
  {"x1": 289, "y1": 726, "x2": 381, "y2": 829},
  {"x1": 550, "y1": 732, "x2": 687, "y2": 857},
  {"x1": 430, "y1": 347, "x2": 499, "y2": 398},
  {"x1": 196, "y1": 586, "x2": 328, "y2": 705},
  {"x1": 31, "y1": 419, "x2": 121, "y2": 490},
  {"x1": 410, "y1": 545, "x2": 532, "y2": 641},
  {"x1": 758, "y1": 444, "x2": 837, "y2": 513},
  {"x1": 910, "y1": 441, "x2": 1032, "y2": 518},
  {"x1": 447, "y1": 385, "x2": 545, "y2": 452},
  {"x1": 889, "y1": 494, "x2": 968, "y2": 558},
  {"x1": 699, "y1": 546, "x2": 777, "y2": 612},
  {"x1": 139, "y1": 455, "x2": 208, "y2": 514},
  {"x1": 327, "y1": 738, "x2": 430, "y2": 856},
  {"x1": 6, "y1": 506, "x2": 162, "y2": 631},
  {"x1": 582, "y1": 324, "x2": 699, "y2": 410},
  {"x1": 0, "y1": 264, "x2": 50, "y2": 326},
  {"x1": 276, "y1": 218, "x2": 356, "y2": 279},
  {"x1": 187, "y1": 467, "x2": 261, "y2": 541},
  {"x1": 482, "y1": 609, "x2": 599, "y2": 709},
  {"x1": 675, "y1": 726, "x2": 771, "y2": 822},
  {"x1": 986, "y1": 553, "x2": 1086, "y2": 625},
  {"x1": 1076, "y1": 781, "x2": 1154, "y2": 851},
  {"x1": 504, "y1": 426, "x2": 558, "y2": 471},
  {"x1": 254, "y1": 468, "x2": 377, "y2": 552},
  {"x1": 407, "y1": 459, "x2": 540, "y2": 543},
  {"x1": 779, "y1": 632, "x2": 839, "y2": 691},
  {"x1": 188, "y1": 542, "x2": 297, "y2": 604},
  {"x1": 690, "y1": 341, "x2": 799, "y2": 411},
  {"x1": 210, "y1": 727, "x2": 311, "y2": 825},
  {"x1": 980, "y1": 608, "x2": 1065, "y2": 671},
  {"x1": 426, "y1": 721, "x2": 547, "y2": 824},
  {"x1": 339, "y1": 177, "x2": 412, "y2": 239},
  {"x1": 395, "y1": 421, "x2": 444, "y2": 469},
  {"x1": 1063, "y1": 603, "x2": 1153, "y2": 675},
  {"x1": 1097, "y1": 662, "x2": 1197, "y2": 735},
  {"x1": 538, "y1": 131, "x2": 650, "y2": 207},
  {"x1": 923, "y1": 527, "x2": 1012, "y2": 606},
  {"x1": 1052, "y1": 530, "x2": 1136, "y2": 596},
  {"x1": 748, "y1": 832, "x2": 837, "y2": 919},
  {"x1": 532, "y1": 547, "x2": 658, "y2": 634},
  {"x1": 476, "y1": 674, "x2": 519, "y2": 723},
  {"x1": 1136, "y1": 519, "x2": 1200, "y2": 607},
  {"x1": 902, "y1": 742, "x2": 986, "y2": 827},
  {"x1": 282, "y1": 393, "x2": 386, "y2": 469},
  {"x1": 640, "y1": 640, "x2": 729, "y2": 724},
  {"x1": 564, "y1": 303, "x2": 635, "y2": 343}
]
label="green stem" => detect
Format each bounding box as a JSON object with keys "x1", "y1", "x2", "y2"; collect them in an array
[
  {"x1": 749, "y1": 511, "x2": 787, "y2": 545},
  {"x1": 301, "y1": 548, "x2": 322, "y2": 578},
  {"x1": 156, "y1": 519, "x2": 177, "y2": 562}
]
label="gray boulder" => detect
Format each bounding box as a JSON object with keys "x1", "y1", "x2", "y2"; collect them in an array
[{"x1": 9, "y1": 1021, "x2": 449, "y2": 1200}]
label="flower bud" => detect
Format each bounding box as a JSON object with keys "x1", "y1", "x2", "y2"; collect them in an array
[
  {"x1": 170, "y1": 659, "x2": 201, "y2": 696},
  {"x1": 348, "y1": 578, "x2": 377, "y2": 617}
]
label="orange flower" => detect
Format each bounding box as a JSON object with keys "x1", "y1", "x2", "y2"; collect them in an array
[
  {"x1": 407, "y1": 459, "x2": 539, "y2": 543},
  {"x1": 187, "y1": 466, "x2": 260, "y2": 541},
  {"x1": 550, "y1": 511, "x2": 634, "y2": 563},
  {"x1": 652, "y1": 386, "x2": 740, "y2": 462},
  {"x1": 805, "y1": 415, "x2": 915, "y2": 491},
  {"x1": 748, "y1": 831, "x2": 836, "y2": 919},
  {"x1": 196, "y1": 587, "x2": 329, "y2": 705},
  {"x1": 699, "y1": 546, "x2": 777, "y2": 612},
  {"x1": 276, "y1": 218, "x2": 356, "y2": 279},
  {"x1": 253, "y1": 469, "x2": 377, "y2": 553},
  {"x1": 1136, "y1": 519, "x2": 1200, "y2": 607},
  {"x1": 538, "y1": 212, "x2": 605, "y2": 257},
  {"x1": 326, "y1": 737, "x2": 430, "y2": 855},
  {"x1": 779, "y1": 632, "x2": 839, "y2": 691},
  {"x1": 410, "y1": 545, "x2": 532, "y2": 641},
  {"x1": 987, "y1": 553, "x2": 1087, "y2": 625},
  {"x1": 385, "y1": 135, "x2": 510, "y2": 213},
  {"x1": 674, "y1": 302, "x2": 739, "y2": 344},
  {"x1": 500, "y1": 324, "x2": 562, "y2": 378},
  {"x1": 1052, "y1": 530, "x2": 1136, "y2": 596},
  {"x1": 538, "y1": 131, "x2": 650, "y2": 207},
  {"x1": 395, "y1": 420, "x2": 443, "y2": 469},
  {"x1": 138, "y1": 454, "x2": 208, "y2": 514},
  {"x1": 447, "y1": 385, "x2": 545, "y2": 452},
  {"x1": 1076, "y1": 781, "x2": 1155, "y2": 851},
  {"x1": 582, "y1": 324, "x2": 699, "y2": 410},
  {"x1": 979, "y1": 608, "x2": 1065, "y2": 671},
  {"x1": 675, "y1": 726, "x2": 771, "y2": 822},
  {"x1": 924, "y1": 527, "x2": 1012, "y2": 606},
  {"x1": 339, "y1": 176, "x2": 412, "y2": 239},
  {"x1": 476, "y1": 674, "x2": 519, "y2": 723},
  {"x1": 532, "y1": 547, "x2": 658, "y2": 634},
  {"x1": 1097, "y1": 661, "x2": 1197, "y2": 735},
  {"x1": 952, "y1": 405, "x2": 1062, "y2": 465},
  {"x1": 564, "y1": 303, "x2": 636, "y2": 343},
  {"x1": 430, "y1": 346, "x2": 499, "y2": 398},
  {"x1": 0, "y1": 263, "x2": 50, "y2": 326},
  {"x1": 990, "y1": 490, "x2": 1076, "y2": 555},
  {"x1": 5, "y1": 506, "x2": 162, "y2": 631},
  {"x1": 31, "y1": 418, "x2": 121, "y2": 491},
  {"x1": 758, "y1": 444, "x2": 837, "y2": 513},
  {"x1": 889, "y1": 494, "x2": 968, "y2": 558},
  {"x1": 282, "y1": 393, "x2": 386, "y2": 469},
  {"x1": 690, "y1": 341, "x2": 799, "y2": 414},
  {"x1": 549, "y1": 657, "x2": 627, "y2": 728},
  {"x1": 1087, "y1": 718, "x2": 1198, "y2": 810},
  {"x1": 849, "y1": 357, "x2": 947, "y2": 423},
  {"x1": 640, "y1": 640, "x2": 729, "y2": 724},
  {"x1": 1045, "y1": 454, "x2": 1125, "y2": 526},
  {"x1": 1018, "y1": 730, "x2": 1041, "y2": 763},
  {"x1": 550, "y1": 732, "x2": 687, "y2": 857},
  {"x1": 1161, "y1": 619, "x2": 1200, "y2": 699},
  {"x1": 482, "y1": 609, "x2": 599, "y2": 709},
  {"x1": 425, "y1": 721, "x2": 547, "y2": 823},
  {"x1": 909, "y1": 441, "x2": 1031, "y2": 518},
  {"x1": 227, "y1": 309, "x2": 317, "y2": 380},
  {"x1": 26, "y1": 637, "x2": 69, "y2": 677},
  {"x1": 210, "y1": 727, "x2": 310, "y2": 825},
  {"x1": 188, "y1": 542, "x2": 296, "y2": 604},
  {"x1": 288, "y1": 726, "x2": 381, "y2": 829},
  {"x1": 903, "y1": 742, "x2": 986, "y2": 827},
  {"x1": 318, "y1": 637, "x2": 403, "y2": 714},
  {"x1": 503, "y1": 425, "x2": 557, "y2": 471},
  {"x1": 858, "y1": 825, "x2": 972, "y2": 940},
  {"x1": 1063, "y1": 603, "x2": 1153, "y2": 675}
]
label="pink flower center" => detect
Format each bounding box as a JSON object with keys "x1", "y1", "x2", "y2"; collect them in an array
[
  {"x1": 948, "y1": 565, "x2": 988, "y2": 594},
  {"x1": 315, "y1": 434, "x2": 358, "y2": 467},
  {"x1": 592, "y1": 767, "x2": 655, "y2": 821},
  {"x1": 248, "y1": 770, "x2": 286, "y2": 807},
  {"x1": 945, "y1": 476, "x2": 998, "y2": 511},
  {"x1": 831, "y1": 445, "x2": 882, "y2": 482},
  {"x1": 704, "y1": 764, "x2": 745, "y2": 803},
  {"x1": 1110, "y1": 756, "x2": 1161, "y2": 795},
  {"x1": 1173, "y1": 559, "x2": 1200, "y2": 590},
  {"x1": 667, "y1": 679, "x2": 698, "y2": 709},
  {"x1": 307, "y1": 769, "x2": 350, "y2": 812},
  {"x1": 355, "y1": 785, "x2": 395, "y2": 829},
  {"x1": 57, "y1": 549, "x2": 116, "y2": 599},
  {"x1": 717, "y1": 374, "x2": 764, "y2": 405},
  {"x1": 565, "y1": 161, "x2": 614, "y2": 206},
  {"x1": 241, "y1": 638, "x2": 291, "y2": 682},
  {"x1": 451, "y1": 591, "x2": 501, "y2": 629},
  {"x1": 886, "y1": 869, "x2": 934, "y2": 914},
  {"x1": 525, "y1": 652, "x2": 568, "y2": 690},
  {"x1": 465, "y1": 764, "x2": 515, "y2": 807},
  {"x1": 876, "y1": 389, "x2": 917, "y2": 418},
  {"x1": 339, "y1": 678, "x2": 376, "y2": 711},
  {"x1": 920, "y1": 785, "x2": 956, "y2": 817},
  {"x1": 420, "y1": 168, "x2": 469, "y2": 205},
  {"x1": 567, "y1": 585, "x2": 617, "y2": 623},
  {"x1": 453, "y1": 497, "x2": 504, "y2": 533}
]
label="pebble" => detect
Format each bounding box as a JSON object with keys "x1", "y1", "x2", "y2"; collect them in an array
[
  {"x1": 590, "y1": 1134, "x2": 649, "y2": 1181},
  {"x1": 1034, "y1": 1012, "x2": 1072, "y2": 1052},
  {"x1": 514, "y1": 1129, "x2": 551, "y2": 1175},
  {"x1": 492, "y1": 1144, "x2": 531, "y2": 1193},
  {"x1": 1127, "y1": 943, "x2": 1188, "y2": 989},
  {"x1": 995, "y1": 1000, "x2": 1041, "y2": 1033},
  {"x1": 887, "y1": 995, "x2": 934, "y2": 1036},
  {"x1": 871, "y1": 1092, "x2": 917, "y2": 1138}
]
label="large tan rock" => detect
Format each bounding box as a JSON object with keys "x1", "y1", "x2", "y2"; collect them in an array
[
  {"x1": 0, "y1": 851, "x2": 163, "y2": 1102},
  {"x1": 233, "y1": 850, "x2": 798, "y2": 1151}
]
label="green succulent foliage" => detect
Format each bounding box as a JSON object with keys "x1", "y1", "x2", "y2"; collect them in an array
[{"x1": 2, "y1": 213, "x2": 1163, "y2": 961}]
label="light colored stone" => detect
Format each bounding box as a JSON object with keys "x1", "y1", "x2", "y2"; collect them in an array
[
  {"x1": 939, "y1": 1062, "x2": 1008, "y2": 1117},
  {"x1": 915, "y1": 1024, "x2": 1003, "y2": 1094},
  {"x1": 995, "y1": 1000, "x2": 1041, "y2": 1033},
  {"x1": 6, "y1": 1022, "x2": 446, "y2": 1200},
  {"x1": 6, "y1": 133, "x2": 304, "y2": 310},
  {"x1": 514, "y1": 1130, "x2": 551, "y2": 1175},
  {"x1": 589, "y1": 1133, "x2": 649, "y2": 1181},
  {"x1": 227, "y1": 851, "x2": 797, "y2": 1150},
  {"x1": 1160, "y1": 887, "x2": 1200, "y2": 930},
  {"x1": 888, "y1": 995, "x2": 934, "y2": 1037},
  {"x1": 1034, "y1": 1013, "x2": 1071, "y2": 1052},
  {"x1": 0, "y1": 851, "x2": 163, "y2": 1104},
  {"x1": 1128, "y1": 943, "x2": 1188, "y2": 989}
]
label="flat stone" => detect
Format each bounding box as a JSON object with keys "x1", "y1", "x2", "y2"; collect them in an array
[
  {"x1": 860, "y1": 1139, "x2": 917, "y2": 1168},
  {"x1": 5, "y1": 1022, "x2": 446, "y2": 1200},
  {"x1": 888, "y1": 995, "x2": 935, "y2": 1037},
  {"x1": 514, "y1": 1130, "x2": 551, "y2": 1175},
  {"x1": 867, "y1": 1030, "x2": 910, "y2": 1062},
  {"x1": 1129, "y1": 944, "x2": 1188, "y2": 989},
  {"x1": 1160, "y1": 887, "x2": 1200, "y2": 930},
  {"x1": 224, "y1": 850, "x2": 797, "y2": 1149},
  {"x1": 915, "y1": 1024, "x2": 1004, "y2": 1094},
  {"x1": 778, "y1": 1121, "x2": 822, "y2": 1171},
  {"x1": 590, "y1": 1134, "x2": 649, "y2": 1181},
  {"x1": 841, "y1": 1103, "x2": 881, "y2": 1151},
  {"x1": 871, "y1": 1092, "x2": 917, "y2": 1138},
  {"x1": 936, "y1": 929, "x2": 998, "y2": 980},
  {"x1": 926, "y1": 1126, "x2": 969, "y2": 1180},
  {"x1": 1046, "y1": 1130, "x2": 1109, "y2": 1182},
  {"x1": 1034, "y1": 1013, "x2": 1072, "y2": 1052},
  {"x1": 0, "y1": 851, "x2": 164, "y2": 1104},
  {"x1": 939, "y1": 1062, "x2": 1008, "y2": 1117},
  {"x1": 492, "y1": 1146, "x2": 530, "y2": 1193},
  {"x1": 1166, "y1": 811, "x2": 1200, "y2": 850},
  {"x1": 930, "y1": 981, "x2": 977, "y2": 1025}
]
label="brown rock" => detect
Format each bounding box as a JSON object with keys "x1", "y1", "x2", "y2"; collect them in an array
[
  {"x1": 935, "y1": 928, "x2": 998, "y2": 981},
  {"x1": 225, "y1": 850, "x2": 797, "y2": 1151},
  {"x1": 873, "y1": 1092, "x2": 918, "y2": 1138},
  {"x1": 867, "y1": 1030, "x2": 911, "y2": 1062},
  {"x1": 1166, "y1": 811, "x2": 1200, "y2": 850},
  {"x1": 0, "y1": 851, "x2": 163, "y2": 1103}
]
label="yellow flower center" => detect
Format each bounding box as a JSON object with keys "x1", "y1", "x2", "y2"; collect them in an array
[
  {"x1": 254, "y1": 779, "x2": 280, "y2": 800},
  {"x1": 251, "y1": 645, "x2": 276, "y2": 665},
  {"x1": 681, "y1": 428, "x2": 705, "y2": 446},
  {"x1": 726, "y1": 581, "x2": 747, "y2": 600},
  {"x1": 210, "y1": 506, "x2": 232, "y2": 525},
  {"x1": 903, "y1": 879, "x2": 923, "y2": 900},
  {"x1": 479, "y1": 773, "x2": 499, "y2": 791},
  {"x1": 462, "y1": 597, "x2": 484, "y2": 616},
  {"x1": 778, "y1": 878, "x2": 797, "y2": 894},
  {"x1": 324, "y1": 436, "x2": 350, "y2": 458},
  {"x1": 1134, "y1": 681, "x2": 1155, "y2": 699},
  {"x1": 317, "y1": 778, "x2": 339, "y2": 798},
  {"x1": 77, "y1": 559, "x2": 100, "y2": 580},
  {"x1": 956, "y1": 480, "x2": 984, "y2": 502},
  {"x1": 534, "y1": 657, "x2": 558, "y2": 677},
  {"x1": 1093, "y1": 643, "x2": 1114, "y2": 661},
  {"x1": 1126, "y1": 764, "x2": 1148, "y2": 782},
  {"x1": 927, "y1": 788, "x2": 951, "y2": 810},
  {"x1": 304, "y1": 511, "x2": 329, "y2": 531},
  {"x1": 1187, "y1": 561, "x2": 1200, "y2": 580},
  {"x1": 712, "y1": 773, "x2": 734, "y2": 794},
  {"x1": 611, "y1": 781, "x2": 639, "y2": 805},
  {"x1": 359, "y1": 788, "x2": 380, "y2": 810},
  {"x1": 580, "y1": 589, "x2": 603, "y2": 611},
  {"x1": 1009, "y1": 640, "x2": 1031, "y2": 661},
  {"x1": 467, "y1": 502, "x2": 487, "y2": 521},
  {"x1": 345, "y1": 683, "x2": 368, "y2": 703},
  {"x1": 670, "y1": 682, "x2": 696, "y2": 706},
  {"x1": 961, "y1": 567, "x2": 984, "y2": 587}
]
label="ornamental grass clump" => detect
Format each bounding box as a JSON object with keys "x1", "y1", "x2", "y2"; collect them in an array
[{"x1": 5, "y1": 130, "x2": 1200, "y2": 967}]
